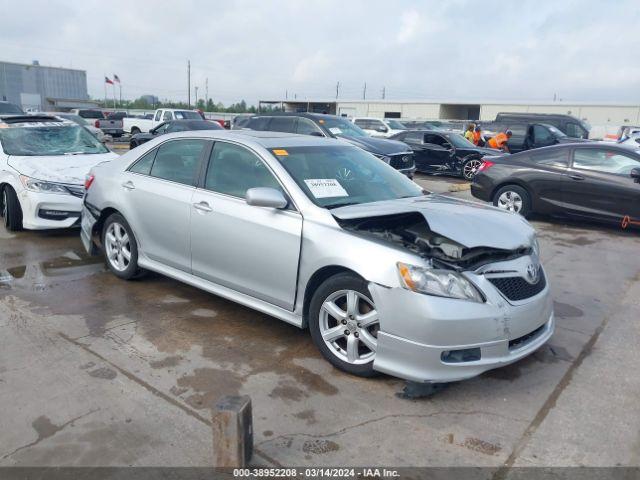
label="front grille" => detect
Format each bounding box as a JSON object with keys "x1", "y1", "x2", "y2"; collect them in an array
[
  {"x1": 389, "y1": 153, "x2": 415, "y2": 170},
  {"x1": 66, "y1": 185, "x2": 85, "y2": 198},
  {"x1": 509, "y1": 323, "x2": 546, "y2": 350},
  {"x1": 488, "y1": 271, "x2": 546, "y2": 301}
]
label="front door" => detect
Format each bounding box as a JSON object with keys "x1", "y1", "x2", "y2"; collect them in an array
[
  {"x1": 190, "y1": 141, "x2": 303, "y2": 310},
  {"x1": 563, "y1": 147, "x2": 640, "y2": 225},
  {"x1": 121, "y1": 138, "x2": 209, "y2": 271},
  {"x1": 416, "y1": 133, "x2": 453, "y2": 172}
]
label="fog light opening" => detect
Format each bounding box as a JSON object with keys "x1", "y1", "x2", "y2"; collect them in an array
[{"x1": 441, "y1": 348, "x2": 481, "y2": 363}]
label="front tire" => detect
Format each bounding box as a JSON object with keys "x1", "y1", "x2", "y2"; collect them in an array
[
  {"x1": 130, "y1": 127, "x2": 141, "y2": 135},
  {"x1": 309, "y1": 273, "x2": 380, "y2": 377},
  {"x1": 493, "y1": 184, "x2": 531, "y2": 217},
  {"x1": 102, "y1": 213, "x2": 144, "y2": 279},
  {"x1": 1, "y1": 185, "x2": 23, "y2": 231}
]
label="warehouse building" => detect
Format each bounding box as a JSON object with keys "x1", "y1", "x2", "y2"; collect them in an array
[
  {"x1": 258, "y1": 99, "x2": 640, "y2": 127},
  {"x1": 0, "y1": 60, "x2": 97, "y2": 111}
]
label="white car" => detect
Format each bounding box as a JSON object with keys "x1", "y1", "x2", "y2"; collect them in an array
[
  {"x1": 0, "y1": 115, "x2": 118, "y2": 231},
  {"x1": 123, "y1": 109, "x2": 204, "y2": 135},
  {"x1": 351, "y1": 117, "x2": 408, "y2": 138}
]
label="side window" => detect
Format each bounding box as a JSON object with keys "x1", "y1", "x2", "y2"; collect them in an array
[
  {"x1": 129, "y1": 149, "x2": 157, "y2": 175},
  {"x1": 403, "y1": 132, "x2": 422, "y2": 142},
  {"x1": 154, "y1": 110, "x2": 162, "y2": 122},
  {"x1": 566, "y1": 122, "x2": 586, "y2": 139},
  {"x1": 205, "y1": 142, "x2": 281, "y2": 198},
  {"x1": 154, "y1": 123, "x2": 169, "y2": 134},
  {"x1": 508, "y1": 124, "x2": 527, "y2": 136},
  {"x1": 167, "y1": 123, "x2": 187, "y2": 133},
  {"x1": 530, "y1": 149, "x2": 569, "y2": 168},
  {"x1": 297, "y1": 118, "x2": 322, "y2": 136},
  {"x1": 424, "y1": 134, "x2": 446, "y2": 146},
  {"x1": 268, "y1": 117, "x2": 297, "y2": 133},
  {"x1": 354, "y1": 119, "x2": 368, "y2": 128},
  {"x1": 246, "y1": 117, "x2": 271, "y2": 131},
  {"x1": 573, "y1": 149, "x2": 640, "y2": 176},
  {"x1": 149, "y1": 139, "x2": 207, "y2": 185},
  {"x1": 162, "y1": 111, "x2": 172, "y2": 122},
  {"x1": 533, "y1": 125, "x2": 553, "y2": 142}
]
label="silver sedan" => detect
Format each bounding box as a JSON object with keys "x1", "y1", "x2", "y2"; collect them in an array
[{"x1": 81, "y1": 131, "x2": 554, "y2": 382}]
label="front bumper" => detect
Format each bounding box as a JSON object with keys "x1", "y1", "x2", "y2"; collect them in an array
[
  {"x1": 17, "y1": 189, "x2": 83, "y2": 230},
  {"x1": 369, "y1": 271, "x2": 554, "y2": 383}
]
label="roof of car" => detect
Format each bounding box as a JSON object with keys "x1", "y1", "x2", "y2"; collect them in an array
[{"x1": 157, "y1": 129, "x2": 349, "y2": 149}]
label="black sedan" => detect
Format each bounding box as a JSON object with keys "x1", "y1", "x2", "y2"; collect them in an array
[
  {"x1": 471, "y1": 143, "x2": 640, "y2": 228},
  {"x1": 389, "y1": 130, "x2": 500, "y2": 180},
  {"x1": 129, "y1": 120, "x2": 223, "y2": 148}
]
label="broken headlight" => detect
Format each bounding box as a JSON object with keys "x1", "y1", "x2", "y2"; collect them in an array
[{"x1": 397, "y1": 262, "x2": 483, "y2": 302}]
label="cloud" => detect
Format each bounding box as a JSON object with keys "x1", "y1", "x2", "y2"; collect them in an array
[
  {"x1": 0, "y1": 0, "x2": 638, "y2": 105},
  {"x1": 396, "y1": 9, "x2": 422, "y2": 44}
]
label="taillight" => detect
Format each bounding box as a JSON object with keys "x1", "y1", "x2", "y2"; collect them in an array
[
  {"x1": 95, "y1": 120, "x2": 100, "y2": 128},
  {"x1": 477, "y1": 160, "x2": 495, "y2": 172},
  {"x1": 84, "y1": 174, "x2": 95, "y2": 190}
]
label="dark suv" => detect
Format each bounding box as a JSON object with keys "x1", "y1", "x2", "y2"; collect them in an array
[
  {"x1": 494, "y1": 112, "x2": 590, "y2": 139},
  {"x1": 242, "y1": 113, "x2": 416, "y2": 177}
]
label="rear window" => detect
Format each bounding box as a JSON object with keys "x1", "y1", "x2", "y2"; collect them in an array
[
  {"x1": 174, "y1": 111, "x2": 202, "y2": 120},
  {"x1": 0, "y1": 103, "x2": 23, "y2": 114},
  {"x1": 78, "y1": 110, "x2": 104, "y2": 119},
  {"x1": 246, "y1": 117, "x2": 271, "y2": 131}
]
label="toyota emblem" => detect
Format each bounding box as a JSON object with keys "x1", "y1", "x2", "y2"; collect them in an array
[{"x1": 526, "y1": 263, "x2": 540, "y2": 284}]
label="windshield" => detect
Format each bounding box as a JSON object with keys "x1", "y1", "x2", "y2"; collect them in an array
[
  {"x1": 270, "y1": 145, "x2": 423, "y2": 208},
  {"x1": 0, "y1": 123, "x2": 109, "y2": 156},
  {"x1": 444, "y1": 133, "x2": 476, "y2": 148},
  {"x1": 320, "y1": 117, "x2": 368, "y2": 138},
  {"x1": 386, "y1": 120, "x2": 406, "y2": 130},
  {"x1": 175, "y1": 111, "x2": 202, "y2": 120}
]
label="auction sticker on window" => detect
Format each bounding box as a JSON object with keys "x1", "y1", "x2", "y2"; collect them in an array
[
  {"x1": 304, "y1": 179, "x2": 348, "y2": 198},
  {"x1": 328, "y1": 127, "x2": 342, "y2": 134}
]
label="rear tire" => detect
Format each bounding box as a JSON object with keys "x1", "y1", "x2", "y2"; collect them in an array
[
  {"x1": 493, "y1": 184, "x2": 531, "y2": 217},
  {"x1": 102, "y1": 213, "x2": 144, "y2": 280},
  {"x1": 1, "y1": 185, "x2": 23, "y2": 231},
  {"x1": 461, "y1": 157, "x2": 483, "y2": 181},
  {"x1": 309, "y1": 273, "x2": 380, "y2": 378}
]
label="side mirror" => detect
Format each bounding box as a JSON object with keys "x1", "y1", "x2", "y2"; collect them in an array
[
  {"x1": 630, "y1": 167, "x2": 640, "y2": 183},
  {"x1": 245, "y1": 187, "x2": 288, "y2": 209}
]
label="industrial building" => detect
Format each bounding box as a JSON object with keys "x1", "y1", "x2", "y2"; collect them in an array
[
  {"x1": 0, "y1": 60, "x2": 97, "y2": 111},
  {"x1": 258, "y1": 99, "x2": 640, "y2": 127}
]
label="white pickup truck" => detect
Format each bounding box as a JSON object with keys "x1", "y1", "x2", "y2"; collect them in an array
[{"x1": 122, "y1": 108, "x2": 203, "y2": 135}]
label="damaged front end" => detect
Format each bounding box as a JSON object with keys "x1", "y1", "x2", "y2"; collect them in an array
[{"x1": 336, "y1": 211, "x2": 534, "y2": 271}]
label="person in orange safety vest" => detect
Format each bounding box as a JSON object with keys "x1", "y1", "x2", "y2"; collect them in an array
[{"x1": 487, "y1": 130, "x2": 512, "y2": 152}]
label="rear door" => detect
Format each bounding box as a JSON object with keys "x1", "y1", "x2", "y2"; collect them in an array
[
  {"x1": 562, "y1": 147, "x2": 640, "y2": 224},
  {"x1": 120, "y1": 138, "x2": 210, "y2": 271},
  {"x1": 190, "y1": 141, "x2": 302, "y2": 309}
]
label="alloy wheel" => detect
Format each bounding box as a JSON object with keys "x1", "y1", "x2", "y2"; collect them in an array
[
  {"x1": 463, "y1": 159, "x2": 482, "y2": 180},
  {"x1": 319, "y1": 289, "x2": 379, "y2": 365},
  {"x1": 497, "y1": 190, "x2": 523, "y2": 212},
  {"x1": 105, "y1": 222, "x2": 131, "y2": 272}
]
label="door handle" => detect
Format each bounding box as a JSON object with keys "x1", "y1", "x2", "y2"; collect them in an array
[
  {"x1": 193, "y1": 201, "x2": 213, "y2": 212},
  {"x1": 569, "y1": 174, "x2": 585, "y2": 181},
  {"x1": 122, "y1": 181, "x2": 135, "y2": 190}
]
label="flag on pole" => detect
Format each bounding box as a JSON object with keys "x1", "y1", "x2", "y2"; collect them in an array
[
  {"x1": 113, "y1": 74, "x2": 121, "y2": 83},
  {"x1": 105, "y1": 76, "x2": 114, "y2": 85}
]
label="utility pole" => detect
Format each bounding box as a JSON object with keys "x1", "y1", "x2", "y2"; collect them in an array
[
  {"x1": 187, "y1": 60, "x2": 191, "y2": 108},
  {"x1": 381, "y1": 86, "x2": 385, "y2": 99},
  {"x1": 363, "y1": 82, "x2": 367, "y2": 100},
  {"x1": 336, "y1": 81, "x2": 340, "y2": 99},
  {"x1": 205, "y1": 78, "x2": 209, "y2": 107},
  {"x1": 195, "y1": 86, "x2": 199, "y2": 107},
  {"x1": 285, "y1": 90, "x2": 288, "y2": 100}
]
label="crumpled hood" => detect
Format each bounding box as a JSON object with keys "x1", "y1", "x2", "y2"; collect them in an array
[
  {"x1": 331, "y1": 194, "x2": 535, "y2": 250},
  {"x1": 8, "y1": 152, "x2": 118, "y2": 184},
  {"x1": 339, "y1": 135, "x2": 411, "y2": 155}
]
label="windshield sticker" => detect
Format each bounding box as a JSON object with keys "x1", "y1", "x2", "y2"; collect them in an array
[
  {"x1": 304, "y1": 179, "x2": 348, "y2": 198},
  {"x1": 272, "y1": 149, "x2": 289, "y2": 156},
  {"x1": 328, "y1": 127, "x2": 342, "y2": 134}
]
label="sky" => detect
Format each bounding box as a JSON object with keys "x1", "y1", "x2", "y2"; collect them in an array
[{"x1": 1, "y1": 0, "x2": 639, "y2": 106}]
